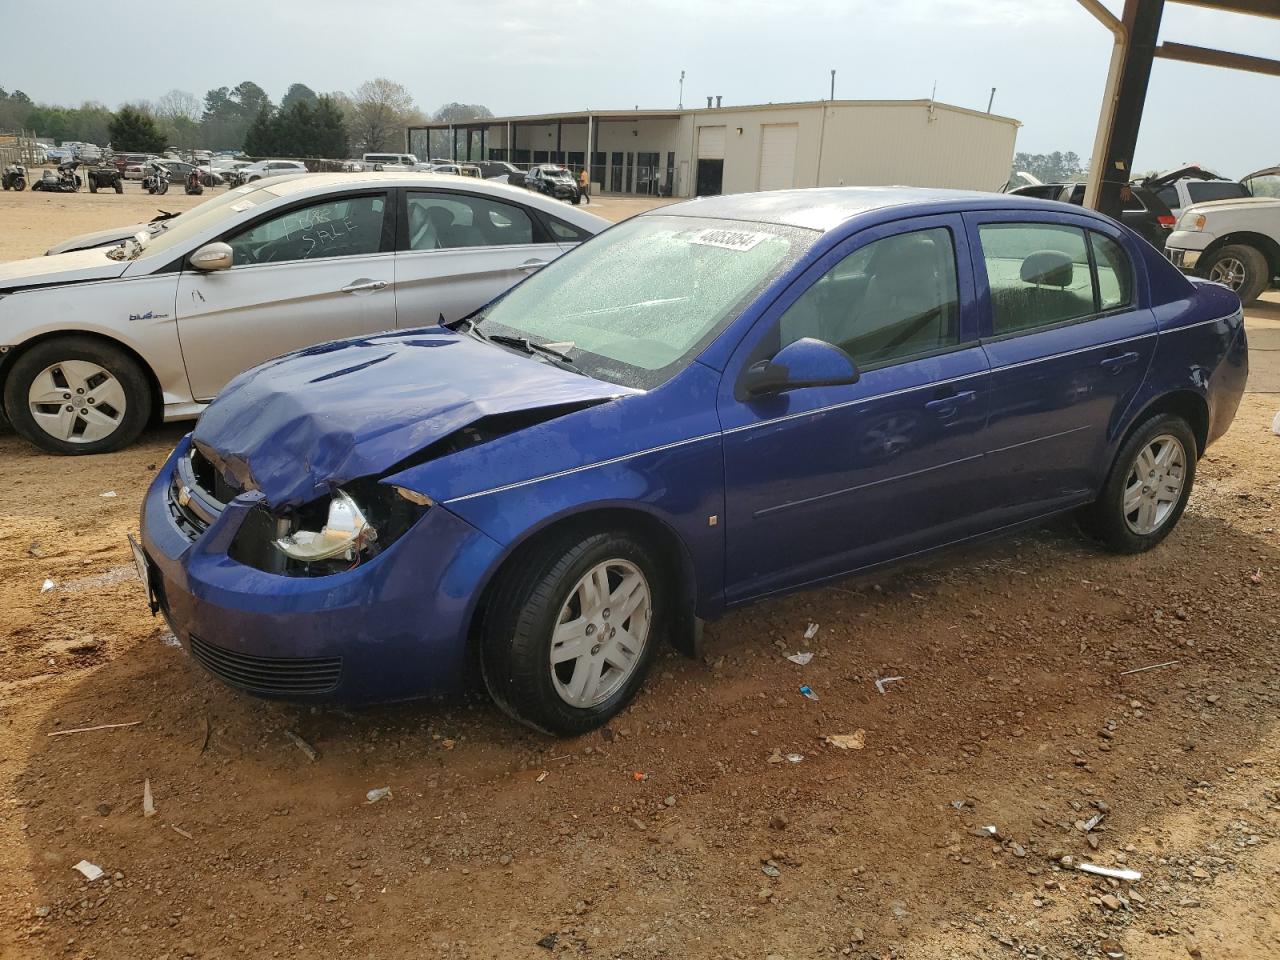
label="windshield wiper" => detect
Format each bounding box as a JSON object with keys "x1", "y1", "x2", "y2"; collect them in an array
[{"x1": 486, "y1": 334, "x2": 576, "y2": 364}]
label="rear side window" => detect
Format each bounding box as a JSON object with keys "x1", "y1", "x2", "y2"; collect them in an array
[
  {"x1": 406, "y1": 192, "x2": 534, "y2": 250},
  {"x1": 1156, "y1": 186, "x2": 1179, "y2": 209},
  {"x1": 546, "y1": 216, "x2": 590, "y2": 242},
  {"x1": 978, "y1": 223, "x2": 1134, "y2": 336},
  {"x1": 979, "y1": 224, "x2": 1094, "y2": 335},
  {"x1": 778, "y1": 227, "x2": 961, "y2": 369},
  {"x1": 1187, "y1": 181, "x2": 1249, "y2": 203}
]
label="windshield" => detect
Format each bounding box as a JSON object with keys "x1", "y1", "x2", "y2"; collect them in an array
[
  {"x1": 477, "y1": 215, "x2": 815, "y2": 389},
  {"x1": 130, "y1": 182, "x2": 284, "y2": 260}
]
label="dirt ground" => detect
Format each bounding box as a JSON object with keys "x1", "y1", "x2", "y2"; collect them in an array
[{"x1": 2, "y1": 186, "x2": 1279, "y2": 960}]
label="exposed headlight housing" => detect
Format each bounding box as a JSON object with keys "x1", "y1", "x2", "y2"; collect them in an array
[
  {"x1": 1178, "y1": 211, "x2": 1207, "y2": 232},
  {"x1": 274, "y1": 490, "x2": 377, "y2": 562}
]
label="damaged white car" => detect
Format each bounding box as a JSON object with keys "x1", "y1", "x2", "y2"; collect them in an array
[{"x1": 0, "y1": 172, "x2": 606, "y2": 454}]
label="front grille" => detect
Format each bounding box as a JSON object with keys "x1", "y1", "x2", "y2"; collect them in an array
[{"x1": 189, "y1": 634, "x2": 342, "y2": 696}]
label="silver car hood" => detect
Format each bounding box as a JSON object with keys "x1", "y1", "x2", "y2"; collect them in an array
[
  {"x1": 0, "y1": 248, "x2": 130, "y2": 290},
  {"x1": 45, "y1": 223, "x2": 149, "y2": 256}
]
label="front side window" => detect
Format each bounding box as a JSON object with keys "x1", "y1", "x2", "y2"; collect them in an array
[
  {"x1": 478, "y1": 215, "x2": 813, "y2": 389},
  {"x1": 778, "y1": 227, "x2": 961, "y2": 369},
  {"x1": 225, "y1": 194, "x2": 386, "y2": 265},
  {"x1": 979, "y1": 223, "x2": 1095, "y2": 335},
  {"x1": 406, "y1": 192, "x2": 534, "y2": 251}
]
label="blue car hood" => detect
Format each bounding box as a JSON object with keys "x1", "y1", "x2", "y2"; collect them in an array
[{"x1": 191, "y1": 328, "x2": 636, "y2": 509}]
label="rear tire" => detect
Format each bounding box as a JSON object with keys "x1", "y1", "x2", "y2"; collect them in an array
[
  {"x1": 480, "y1": 529, "x2": 665, "y2": 736},
  {"x1": 3, "y1": 337, "x2": 152, "y2": 455},
  {"x1": 114, "y1": 179, "x2": 123, "y2": 194},
  {"x1": 1078, "y1": 413, "x2": 1197, "y2": 554},
  {"x1": 1201, "y1": 243, "x2": 1269, "y2": 305}
]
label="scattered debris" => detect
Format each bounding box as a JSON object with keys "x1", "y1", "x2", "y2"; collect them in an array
[
  {"x1": 803, "y1": 622, "x2": 819, "y2": 639},
  {"x1": 441, "y1": 738, "x2": 456, "y2": 750},
  {"x1": 1120, "y1": 660, "x2": 1180, "y2": 676},
  {"x1": 1078, "y1": 812, "x2": 1105, "y2": 833},
  {"x1": 171, "y1": 824, "x2": 193, "y2": 840},
  {"x1": 799, "y1": 685, "x2": 819, "y2": 701},
  {"x1": 824, "y1": 730, "x2": 867, "y2": 750},
  {"x1": 1099, "y1": 938, "x2": 1125, "y2": 959},
  {"x1": 142, "y1": 778, "x2": 156, "y2": 818},
  {"x1": 284, "y1": 730, "x2": 319, "y2": 762},
  {"x1": 100, "y1": 490, "x2": 118, "y2": 498},
  {"x1": 536, "y1": 932, "x2": 559, "y2": 950},
  {"x1": 786, "y1": 753, "x2": 804, "y2": 763},
  {"x1": 365, "y1": 786, "x2": 392, "y2": 804},
  {"x1": 72, "y1": 860, "x2": 104, "y2": 882},
  {"x1": 761, "y1": 864, "x2": 781, "y2": 878},
  {"x1": 1249, "y1": 568, "x2": 1264, "y2": 585},
  {"x1": 632, "y1": 771, "x2": 648, "y2": 782},
  {"x1": 535, "y1": 771, "x2": 548, "y2": 783},
  {"x1": 40, "y1": 579, "x2": 55, "y2": 594},
  {"x1": 161, "y1": 632, "x2": 182, "y2": 648},
  {"x1": 786, "y1": 651, "x2": 814, "y2": 666},
  {"x1": 1078, "y1": 863, "x2": 1142, "y2": 882},
  {"x1": 875, "y1": 675, "x2": 904, "y2": 695},
  {"x1": 981, "y1": 824, "x2": 1005, "y2": 841},
  {"x1": 47, "y1": 720, "x2": 141, "y2": 738}
]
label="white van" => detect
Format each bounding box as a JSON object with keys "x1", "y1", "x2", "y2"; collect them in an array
[{"x1": 361, "y1": 152, "x2": 429, "y2": 172}]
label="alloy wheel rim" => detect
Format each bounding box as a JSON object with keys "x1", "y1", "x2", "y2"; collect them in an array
[
  {"x1": 1122, "y1": 434, "x2": 1187, "y2": 535},
  {"x1": 27, "y1": 360, "x2": 127, "y2": 443},
  {"x1": 549, "y1": 559, "x2": 651, "y2": 708},
  {"x1": 1208, "y1": 256, "x2": 1246, "y2": 291}
]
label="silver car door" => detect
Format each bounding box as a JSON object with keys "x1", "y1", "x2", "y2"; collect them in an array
[
  {"x1": 175, "y1": 191, "x2": 396, "y2": 401},
  {"x1": 393, "y1": 190, "x2": 562, "y2": 328}
]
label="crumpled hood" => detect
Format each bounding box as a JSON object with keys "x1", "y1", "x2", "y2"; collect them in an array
[
  {"x1": 0, "y1": 247, "x2": 130, "y2": 289},
  {"x1": 191, "y1": 328, "x2": 637, "y2": 510},
  {"x1": 45, "y1": 223, "x2": 148, "y2": 256}
]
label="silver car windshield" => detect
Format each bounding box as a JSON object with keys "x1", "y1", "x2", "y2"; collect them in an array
[{"x1": 478, "y1": 215, "x2": 815, "y2": 389}]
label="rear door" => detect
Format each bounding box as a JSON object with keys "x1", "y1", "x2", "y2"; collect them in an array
[
  {"x1": 393, "y1": 188, "x2": 564, "y2": 327},
  {"x1": 967, "y1": 212, "x2": 1156, "y2": 523},
  {"x1": 175, "y1": 189, "x2": 396, "y2": 400}
]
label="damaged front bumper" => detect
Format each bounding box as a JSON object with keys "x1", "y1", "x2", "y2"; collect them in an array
[{"x1": 138, "y1": 436, "x2": 504, "y2": 703}]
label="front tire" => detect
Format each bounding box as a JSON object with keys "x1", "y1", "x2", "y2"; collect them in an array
[
  {"x1": 3, "y1": 337, "x2": 152, "y2": 455},
  {"x1": 1078, "y1": 414, "x2": 1197, "y2": 554},
  {"x1": 480, "y1": 530, "x2": 664, "y2": 735},
  {"x1": 1201, "y1": 243, "x2": 1269, "y2": 305}
]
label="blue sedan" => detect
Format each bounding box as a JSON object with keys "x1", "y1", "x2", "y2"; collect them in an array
[{"x1": 137, "y1": 187, "x2": 1248, "y2": 735}]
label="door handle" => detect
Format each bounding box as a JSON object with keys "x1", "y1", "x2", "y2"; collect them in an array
[
  {"x1": 519, "y1": 259, "x2": 549, "y2": 272},
  {"x1": 924, "y1": 390, "x2": 977, "y2": 415},
  {"x1": 341, "y1": 279, "x2": 389, "y2": 294},
  {"x1": 1099, "y1": 350, "x2": 1140, "y2": 373}
]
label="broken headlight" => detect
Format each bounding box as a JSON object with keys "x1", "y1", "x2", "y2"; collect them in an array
[{"x1": 230, "y1": 481, "x2": 432, "y2": 577}]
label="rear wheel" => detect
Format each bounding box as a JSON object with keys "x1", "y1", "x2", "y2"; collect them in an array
[
  {"x1": 113, "y1": 178, "x2": 123, "y2": 194},
  {"x1": 481, "y1": 530, "x2": 664, "y2": 735},
  {"x1": 1078, "y1": 414, "x2": 1197, "y2": 554},
  {"x1": 3, "y1": 337, "x2": 152, "y2": 455},
  {"x1": 1201, "y1": 243, "x2": 1269, "y2": 305}
]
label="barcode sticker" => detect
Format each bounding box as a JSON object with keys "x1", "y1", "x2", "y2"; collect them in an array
[{"x1": 688, "y1": 228, "x2": 768, "y2": 251}]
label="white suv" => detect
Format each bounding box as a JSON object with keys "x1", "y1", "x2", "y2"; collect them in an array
[{"x1": 1165, "y1": 166, "x2": 1280, "y2": 305}]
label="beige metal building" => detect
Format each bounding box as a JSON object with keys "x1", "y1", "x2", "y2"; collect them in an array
[{"x1": 408, "y1": 98, "x2": 1020, "y2": 198}]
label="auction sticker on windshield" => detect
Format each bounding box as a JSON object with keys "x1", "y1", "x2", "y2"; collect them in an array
[{"x1": 687, "y1": 228, "x2": 768, "y2": 252}]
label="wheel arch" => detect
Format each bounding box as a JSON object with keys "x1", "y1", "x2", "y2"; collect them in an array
[
  {"x1": 1119, "y1": 389, "x2": 1209, "y2": 458},
  {"x1": 1200, "y1": 232, "x2": 1280, "y2": 277},
  {"x1": 0, "y1": 329, "x2": 165, "y2": 426},
  {"x1": 466, "y1": 504, "x2": 704, "y2": 661}
]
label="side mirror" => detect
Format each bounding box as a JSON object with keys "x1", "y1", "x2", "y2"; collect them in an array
[
  {"x1": 742, "y1": 337, "x2": 860, "y2": 397},
  {"x1": 188, "y1": 242, "x2": 233, "y2": 272}
]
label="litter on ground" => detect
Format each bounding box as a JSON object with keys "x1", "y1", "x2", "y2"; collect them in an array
[
  {"x1": 786, "y1": 651, "x2": 814, "y2": 666},
  {"x1": 142, "y1": 778, "x2": 156, "y2": 818},
  {"x1": 1078, "y1": 863, "x2": 1142, "y2": 882},
  {"x1": 72, "y1": 860, "x2": 104, "y2": 881},
  {"x1": 365, "y1": 786, "x2": 392, "y2": 804},
  {"x1": 803, "y1": 622, "x2": 819, "y2": 639},
  {"x1": 799, "y1": 685, "x2": 819, "y2": 701},
  {"x1": 875, "y1": 676, "x2": 904, "y2": 695},
  {"x1": 824, "y1": 730, "x2": 866, "y2": 750},
  {"x1": 40, "y1": 579, "x2": 55, "y2": 593}
]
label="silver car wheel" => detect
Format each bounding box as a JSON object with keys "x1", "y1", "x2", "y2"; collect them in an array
[
  {"x1": 549, "y1": 559, "x2": 651, "y2": 708},
  {"x1": 27, "y1": 360, "x2": 128, "y2": 444},
  {"x1": 1208, "y1": 256, "x2": 1246, "y2": 291},
  {"x1": 1122, "y1": 433, "x2": 1187, "y2": 535}
]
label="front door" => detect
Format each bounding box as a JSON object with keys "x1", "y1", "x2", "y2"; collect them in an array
[
  {"x1": 719, "y1": 215, "x2": 990, "y2": 602},
  {"x1": 394, "y1": 189, "x2": 564, "y2": 327},
  {"x1": 175, "y1": 191, "x2": 396, "y2": 401},
  {"x1": 967, "y1": 214, "x2": 1158, "y2": 522}
]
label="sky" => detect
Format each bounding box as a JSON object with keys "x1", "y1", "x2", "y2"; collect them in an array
[{"x1": 6, "y1": 0, "x2": 1278, "y2": 177}]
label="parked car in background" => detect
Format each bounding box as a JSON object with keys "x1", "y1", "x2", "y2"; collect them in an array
[
  {"x1": 1242, "y1": 164, "x2": 1280, "y2": 199},
  {"x1": 115, "y1": 153, "x2": 151, "y2": 175},
  {"x1": 475, "y1": 160, "x2": 526, "y2": 187},
  {"x1": 225, "y1": 159, "x2": 309, "y2": 186},
  {"x1": 1007, "y1": 181, "x2": 1176, "y2": 249},
  {"x1": 1166, "y1": 183, "x2": 1280, "y2": 304},
  {"x1": 361, "y1": 152, "x2": 430, "y2": 172},
  {"x1": 0, "y1": 173, "x2": 607, "y2": 454},
  {"x1": 134, "y1": 186, "x2": 1246, "y2": 735},
  {"x1": 1138, "y1": 165, "x2": 1251, "y2": 218},
  {"x1": 525, "y1": 164, "x2": 581, "y2": 203}
]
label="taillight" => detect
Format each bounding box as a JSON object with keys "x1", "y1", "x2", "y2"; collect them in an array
[{"x1": 1158, "y1": 215, "x2": 1176, "y2": 228}]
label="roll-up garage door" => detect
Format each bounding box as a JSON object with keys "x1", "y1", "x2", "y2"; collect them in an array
[
  {"x1": 697, "y1": 126, "x2": 726, "y2": 160},
  {"x1": 758, "y1": 124, "x2": 798, "y2": 191}
]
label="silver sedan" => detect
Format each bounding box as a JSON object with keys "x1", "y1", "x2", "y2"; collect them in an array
[{"x1": 0, "y1": 173, "x2": 608, "y2": 454}]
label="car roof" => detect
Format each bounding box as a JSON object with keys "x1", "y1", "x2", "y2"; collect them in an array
[{"x1": 652, "y1": 186, "x2": 1110, "y2": 233}]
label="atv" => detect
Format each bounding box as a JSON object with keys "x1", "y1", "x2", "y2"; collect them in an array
[{"x1": 87, "y1": 165, "x2": 125, "y2": 194}]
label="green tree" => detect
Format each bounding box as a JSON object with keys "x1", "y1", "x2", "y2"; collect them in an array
[
  {"x1": 312, "y1": 95, "x2": 349, "y2": 158},
  {"x1": 431, "y1": 102, "x2": 493, "y2": 123},
  {"x1": 109, "y1": 105, "x2": 166, "y2": 153},
  {"x1": 1011, "y1": 150, "x2": 1087, "y2": 184},
  {"x1": 242, "y1": 104, "x2": 278, "y2": 157},
  {"x1": 281, "y1": 83, "x2": 318, "y2": 111},
  {"x1": 200, "y1": 81, "x2": 272, "y2": 151},
  {"x1": 348, "y1": 78, "x2": 420, "y2": 153}
]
